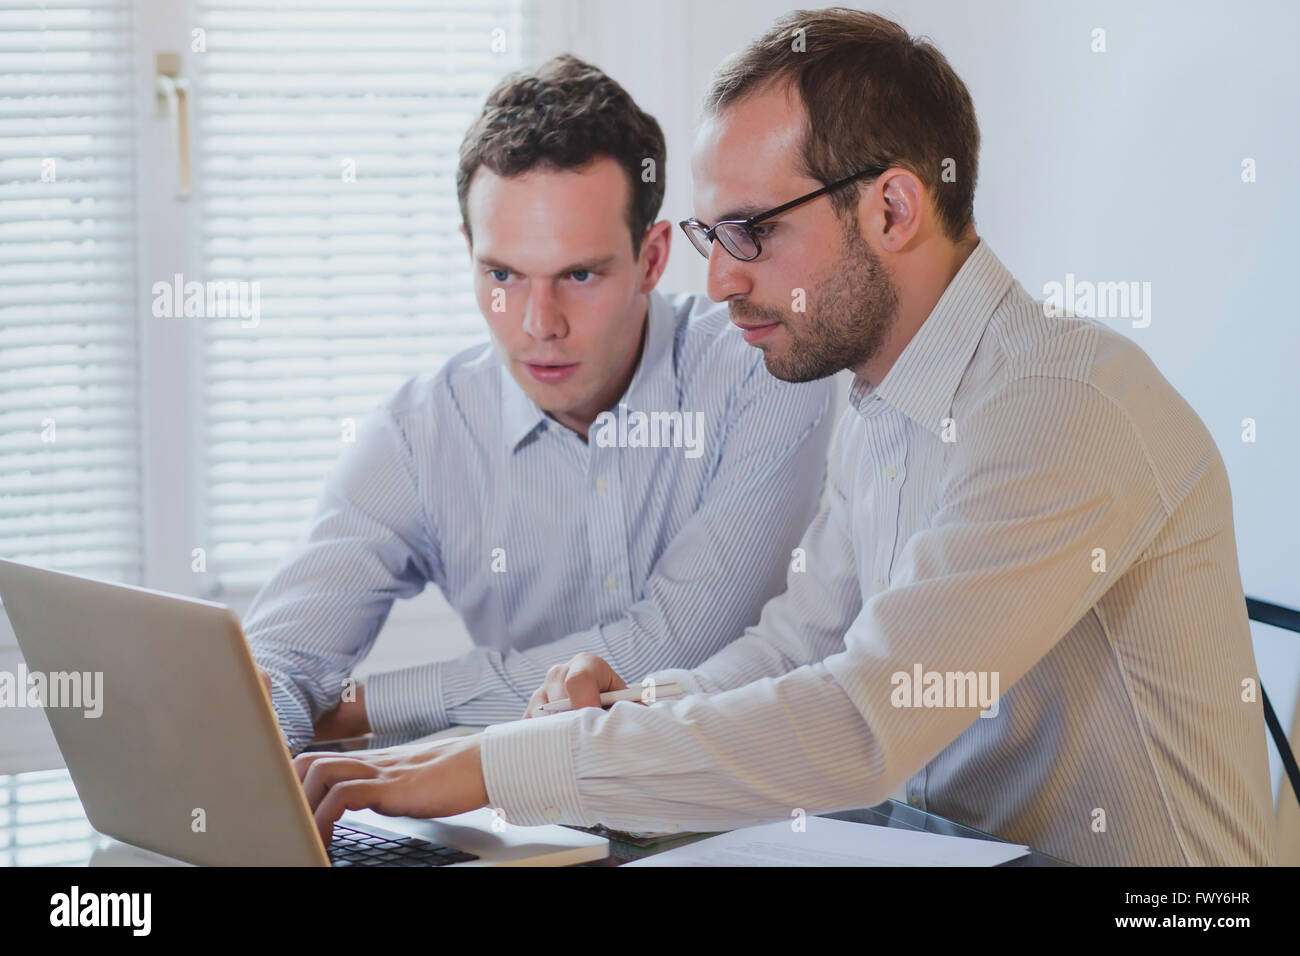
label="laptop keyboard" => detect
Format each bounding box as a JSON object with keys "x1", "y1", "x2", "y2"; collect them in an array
[{"x1": 327, "y1": 823, "x2": 480, "y2": 867}]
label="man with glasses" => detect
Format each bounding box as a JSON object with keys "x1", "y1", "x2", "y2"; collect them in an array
[
  {"x1": 246, "y1": 54, "x2": 835, "y2": 755},
  {"x1": 293, "y1": 11, "x2": 1276, "y2": 866}
]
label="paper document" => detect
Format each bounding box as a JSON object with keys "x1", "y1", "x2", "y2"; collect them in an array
[{"x1": 625, "y1": 815, "x2": 1030, "y2": 866}]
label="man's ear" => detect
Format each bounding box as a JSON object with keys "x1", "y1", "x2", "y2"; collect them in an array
[
  {"x1": 876, "y1": 169, "x2": 923, "y2": 251},
  {"x1": 637, "y1": 219, "x2": 673, "y2": 294},
  {"x1": 857, "y1": 169, "x2": 924, "y2": 252}
]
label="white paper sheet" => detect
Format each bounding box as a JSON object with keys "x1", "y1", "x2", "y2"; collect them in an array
[{"x1": 625, "y1": 815, "x2": 1030, "y2": 866}]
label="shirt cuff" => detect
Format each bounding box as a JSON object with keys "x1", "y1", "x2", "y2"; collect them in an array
[
  {"x1": 481, "y1": 713, "x2": 588, "y2": 827},
  {"x1": 364, "y1": 660, "x2": 447, "y2": 737},
  {"x1": 267, "y1": 675, "x2": 315, "y2": 756}
]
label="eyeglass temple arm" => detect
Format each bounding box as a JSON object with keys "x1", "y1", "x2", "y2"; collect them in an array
[{"x1": 748, "y1": 167, "x2": 886, "y2": 226}]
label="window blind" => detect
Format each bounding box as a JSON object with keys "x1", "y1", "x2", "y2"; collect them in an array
[
  {"x1": 0, "y1": 769, "x2": 96, "y2": 865},
  {"x1": 0, "y1": 0, "x2": 141, "y2": 585},
  {"x1": 195, "y1": 0, "x2": 526, "y2": 595}
]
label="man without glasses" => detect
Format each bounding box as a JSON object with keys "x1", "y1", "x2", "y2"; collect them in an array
[{"x1": 295, "y1": 10, "x2": 1276, "y2": 866}]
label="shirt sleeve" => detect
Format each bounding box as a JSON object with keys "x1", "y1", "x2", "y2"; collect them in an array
[
  {"x1": 244, "y1": 399, "x2": 441, "y2": 755},
  {"x1": 363, "y1": 370, "x2": 836, "y2": 735},
  {"x1": 480, "y1": 375, "x2": 1172, "y2": 832}
]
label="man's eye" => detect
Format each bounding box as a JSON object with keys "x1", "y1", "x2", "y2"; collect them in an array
[
  {"x1": 570, "y1": 269, "x2": 592, "y2": 282},
  {"x1": 488, "y1": 268, "x2": 510, "y2": 283}
]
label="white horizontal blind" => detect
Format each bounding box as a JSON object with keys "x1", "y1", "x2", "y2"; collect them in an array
[
  {"x1": 0, "y1": 769, "x2": 97, "y2": 864},
  {"x1": 0, "y1": 0, "x2": 141, "y2": 585},
  {"x1": 195, "y1": 0, "x2": 526, "y2": 594}
]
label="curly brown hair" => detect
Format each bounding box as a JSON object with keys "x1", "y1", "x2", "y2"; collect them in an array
[
  {"x1": 704, "y1": 8, "x2": 979, "y2": 242},
  {"x1": 457, "y1": 54, "x2": 667, "y2": 257}
]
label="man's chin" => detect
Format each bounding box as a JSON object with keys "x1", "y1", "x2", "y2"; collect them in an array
[
  {"x1": 510, "y1": 377, "x2": 562, "y2": 414},
  {"x1": 760, "y1": 348, "x2": 838, "y2": 384}
]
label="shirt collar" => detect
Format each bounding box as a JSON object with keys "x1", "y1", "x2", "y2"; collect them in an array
[
  {"x1": 500, "y1": 288, "x2": 677, "y2": 452},
  {"x1": 849, "y1": 239, "x2": 1012, "y2": 437}
]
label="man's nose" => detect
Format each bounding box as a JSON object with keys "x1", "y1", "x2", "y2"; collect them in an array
[
  {"x1": 706, "y1": 242, "x2": 752, "y2": 303},
  {"x1": 522, "y1": 283, "x2": 566, "y2": 339}
]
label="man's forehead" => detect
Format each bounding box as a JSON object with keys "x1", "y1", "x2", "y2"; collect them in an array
[
  {"x1": 468, "y1": 158, "x2": 628, "y2": 216},
  {"x1": 690, "y1": 87, "x2": 807, "y2": 218},
  {"x1": 466, "y1": 160, "x2": 631, "y2": 252}
]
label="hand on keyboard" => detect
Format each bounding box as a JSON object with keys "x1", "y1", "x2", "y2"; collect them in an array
[{"x1": 293, "y1": 733, "x2": 490, "y2": 845}]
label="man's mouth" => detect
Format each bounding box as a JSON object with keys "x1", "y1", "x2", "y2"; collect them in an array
[
  {"x1": 731, "y1": 319, "x2": 782, "y2": 344},
  {"x1": 523, "y1": 361, "x2": 580, "y2": 384}
]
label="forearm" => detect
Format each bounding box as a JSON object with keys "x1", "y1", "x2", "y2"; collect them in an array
[
  {"x1": 481, "y1": 657, "x2": 890, "y2": 832},
  {"x1": 365, "y1": 545, "x2": 841, "y2": 735},
  {"x1": 364, "y1": 611, "x2": 685, "y2": 735}
]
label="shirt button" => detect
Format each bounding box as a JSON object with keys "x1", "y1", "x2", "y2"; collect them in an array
[
  {"x1": 874, "y1": 580, "x2": 887, "y2": 594},
  {"x1": 595, "y1": 477, "x2": 608, "y2": 493},
  {"x1": 909, "y1": 795, "x2": 922, "y2": 808},
  {"x1": 664, "y1": 822, "x2": 679, "y2": 833},
  {"x1": 604, "y1": 575, "x2": 619, "y2": 590},
  {"x1": 544, "y1": 806, "x2": 561, "y2": 821},
  {"x1": 884, "y1": 464, "x2": 897, "y2": 479}
]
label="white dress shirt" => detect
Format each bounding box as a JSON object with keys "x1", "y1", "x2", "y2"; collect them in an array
[
  {"x1": 480, "y1": 241, "x2": 1278, "y2": 866},
  {"x1": 244, "y1": 289, "x2": 834, "y2": 754}
]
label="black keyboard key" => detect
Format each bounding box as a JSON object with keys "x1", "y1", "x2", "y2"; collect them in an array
[{"x1": 327, "y1": 824, "x2": 479, "y2": 867}]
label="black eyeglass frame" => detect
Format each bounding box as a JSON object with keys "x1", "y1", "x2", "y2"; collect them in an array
[{"x1": 679, "y1": 165, "x2": 889, "y2": 262}]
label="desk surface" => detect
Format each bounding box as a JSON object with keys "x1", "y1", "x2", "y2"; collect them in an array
[{"x1": 0, "y1": 767, "x2": 1070, "y2": 866}]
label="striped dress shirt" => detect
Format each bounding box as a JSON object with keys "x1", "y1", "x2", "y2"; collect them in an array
[
  {"x1": 245, "y1": 289, "x2": 835, "y2": 755},
  {"x1": 480, "y1": 240, "x2": 1279, "y2": 866}
]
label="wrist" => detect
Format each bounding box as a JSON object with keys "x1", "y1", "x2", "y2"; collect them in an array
[
  {"x1": 441, "y1": 735, "x2": 489, "y2": 811},
  {"x1": 310, "y1": 681, "x2": 371, "y2": 742}
]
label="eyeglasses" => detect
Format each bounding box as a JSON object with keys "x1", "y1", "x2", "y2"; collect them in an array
[{"x1": 679, "y1": 165, "x2": 889, "y2": 262}]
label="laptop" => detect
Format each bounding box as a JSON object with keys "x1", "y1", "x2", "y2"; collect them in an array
[{"x1": 0, "y1": 559, "x2": 608, "y2": 867}]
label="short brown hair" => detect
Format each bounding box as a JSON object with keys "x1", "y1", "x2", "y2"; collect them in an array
[
  {"x1": 704, "y1": 8, "x2": 979, "y2": 241},
  {"x1": 457, "y1": 54, "x2": 667, "y2": 256}
]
